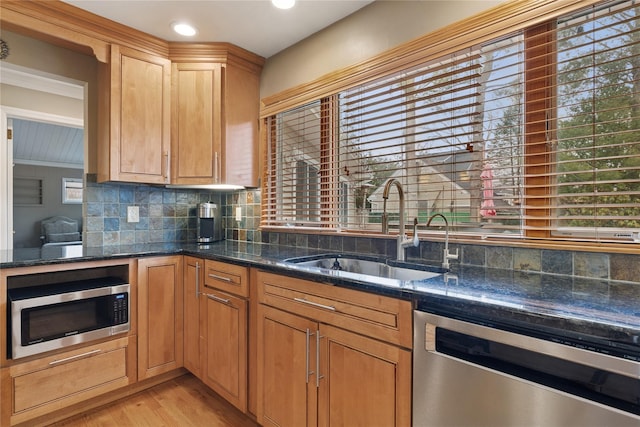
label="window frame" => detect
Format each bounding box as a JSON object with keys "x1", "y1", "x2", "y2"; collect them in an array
[
  {"x1": 62, "y1": 177, "x2": 83, "y2": 204},
  {"x1": 261, "y1": 0, "x2": 639, "y2": 248}
]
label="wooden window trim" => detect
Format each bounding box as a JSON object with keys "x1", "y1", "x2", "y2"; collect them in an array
[
  {"x1": 524, "y1": 22, "x2": 556, "y2": 239},
  {"x1": 260, "y1": 0, "x2": 602, "y2": 118}
]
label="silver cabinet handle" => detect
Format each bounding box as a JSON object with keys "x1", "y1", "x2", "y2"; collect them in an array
[
  {"x1": 214, "y1": 151, "x2": 220, "y2": 183},
  {"x1": 208, "y1": 273, "x2": 232, "y2": 283},
  {"x1": 316, "y1": 331, "x2": 324, "y2": 387},
  {"x1": 205, "y1": 293, "x2": 231, "y2": 305},
  {"x1": 195, "y1": 262, "x2": 200, "y2": 298},
  {"x1": 294, "y1": 297, "x2": 336, "y2": 312},
  {"x1": 163, "y1": 151, "x2": 169, "y2": 181},
  {"x1": 49, "y1": 349, "x2": 102, "y2": 366},
  {"x1": 305, "y1": 328, "x2": 315, "y2": 384}
]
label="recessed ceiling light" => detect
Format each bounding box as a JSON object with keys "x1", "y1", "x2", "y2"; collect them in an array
[
  {"x1": 272, "y1": 0, "x2": 295, "y2": 10},
  {"x1": 172, "y1": 22, "x2": 197, "y2": 37}
]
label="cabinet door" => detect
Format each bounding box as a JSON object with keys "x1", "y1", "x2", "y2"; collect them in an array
[
  {"x1": 137, "y1": 256, "x2": 183, "y2": 380},
  {"x1": 171, "y1": 63, "x2": 222, "y2": 184},
  {"x1": 257, "y1": 305, "x2": 317, "y2": 427},
  {"x1": 202, "y1": 287, "x2": 248, "y2": 412},
  {"x1": 100, "y1": 44, "x2": 171, "y2": 184},
  {"x1": 183, "y1": 256, "x2": 203, "y2": 377},
  {"x1": 317, "y1": 324, "x2": 412, "y2": 427},
  {"x1": 222, "y1": 62, "x2": 260, "y2": 187}
]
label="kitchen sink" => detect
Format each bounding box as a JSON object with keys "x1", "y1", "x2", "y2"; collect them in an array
[{"x1": 283, "y1": 254, "x2": 444, "y2": 282}]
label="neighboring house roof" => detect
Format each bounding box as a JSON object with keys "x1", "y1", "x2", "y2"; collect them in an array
[
  {"x1": 364, "y1": 148, "x2": 513, "y2": 213},
  {"x1": 367, "y1": 163, "x2": 470, "y2": 213}
]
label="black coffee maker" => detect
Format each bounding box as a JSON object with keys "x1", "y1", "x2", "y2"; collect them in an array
[{"x1": 197, "y1": 202, "x2": 222, "y2": 243}]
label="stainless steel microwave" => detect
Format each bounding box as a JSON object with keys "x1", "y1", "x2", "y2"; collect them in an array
[{"x1": 8, "y1": 278, "x2": 130, "y2": 359}]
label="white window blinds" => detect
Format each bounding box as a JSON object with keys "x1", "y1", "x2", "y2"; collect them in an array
[
  {"x1": 550, "y1": 0, "x2": 640, "y2": 241},
  {"x1": 263, "y1": 99, "x2": 339, "y2": 228}
]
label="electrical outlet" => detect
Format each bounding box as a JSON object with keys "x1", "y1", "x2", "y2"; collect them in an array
[
  {"x1": 235, "y1": 206, "x2": 242, "y2": 221},
  {"x1": 127, "y1": 206, "x2": 140, "y2": 223}
]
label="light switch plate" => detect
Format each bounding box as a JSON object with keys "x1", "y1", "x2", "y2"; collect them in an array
[
  {"x1": 127, "y1": 206, "x2": 140, "y2": 223},
  {"x1": 235, "y1": 206, "x2": 242, "y2": 221}
]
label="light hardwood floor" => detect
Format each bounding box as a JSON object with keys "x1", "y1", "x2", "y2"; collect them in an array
[{"x1": 50, "y1": 374, "x2": 259, "y2": 427}]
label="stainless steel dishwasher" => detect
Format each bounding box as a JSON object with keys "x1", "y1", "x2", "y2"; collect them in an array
[{"x1": 413, "y1": 310, "x2": 640, "y2": 426}]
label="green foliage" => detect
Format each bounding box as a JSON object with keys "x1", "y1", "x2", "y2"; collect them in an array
[{"x1": 556, "y1": 8, "x2": 640, "y2": 228}]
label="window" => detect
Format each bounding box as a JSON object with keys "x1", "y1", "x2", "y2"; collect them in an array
[
  {"x1": 264, "y1": 100, "x2": 335, "y2": 227},
  {"x1": 552, "y1": 1, "x2": 640, "y2": 240},
  {"x1": 263, "y1": 0, "x2": 640, "y2": 244},
  {"x1": 62, "y1": 177, "x2": 83, "y2": 204},
  {"x1": 14, "y1": 177, "x2": 43, "y2": 206},
  {"x1": 338, "y1": 37, "x2": 525, "y2": 234}
]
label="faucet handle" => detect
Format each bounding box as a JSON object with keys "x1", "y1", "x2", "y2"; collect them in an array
[
  {"x1": 441, "y1": 247, "x2": 458, "y2": 270},
  {"x1": 412, "y1": 217, "x2": 419, "y2": 247}
]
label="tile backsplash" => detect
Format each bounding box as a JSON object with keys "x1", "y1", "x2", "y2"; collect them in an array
[
  {"x1": 84, "y1": 176, "x2": 261, "y2": 247},
  {"x1": 84, "y1": 177, "x2": 637, "y2": 284}
]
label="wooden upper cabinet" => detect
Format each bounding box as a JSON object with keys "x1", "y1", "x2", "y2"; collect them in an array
[
  {"x1": 171, "y1": 63, "x2": 221, "y2": 184},
  {"x1": 98, "y1": 44, "x2": 171, "y2": 184},
  {"x1": 222, "y1": 62, "x2": 261, "y2": 187},
  {"x1": 170, "y1": 46, "x2": 263, "y2": 187}
]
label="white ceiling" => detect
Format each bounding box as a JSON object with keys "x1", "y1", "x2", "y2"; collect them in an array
[
  {"x1": 62, "y1": 0, "x2": 375, "y2": 58},
  {"x1": 13, "y1": 119, "x2": 84, "y2": 169}
]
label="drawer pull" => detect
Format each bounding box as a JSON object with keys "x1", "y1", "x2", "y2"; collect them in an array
[
  {"x1": 208, "y1": 273, "x2": 233, "y2": 283},
  {"x1": 49, "y1": 349, "x2": 102, "y2": 366},
  {"x1": 206, "y1": 293, "x2": 231, "y2": 305},
  {"x1": 294, "y1": 297, "x2": 336, "y2": 312}
]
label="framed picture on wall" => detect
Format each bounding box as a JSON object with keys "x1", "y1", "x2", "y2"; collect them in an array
[{"x1": 62, "y1": 177, "x2": 83, "y2": 204}]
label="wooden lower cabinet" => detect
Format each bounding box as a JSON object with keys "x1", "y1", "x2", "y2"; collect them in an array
[
  {"x1": 137, "y1": 256, "x2": 184, "y2": 380},
  {"x1": 200, "y1": 259, "x2": 250, "y2": 413},
  {"x1": 257, "y1": 276, "x2": 412, "y2": 427},
  {"x1": 258, "y1": 305, "x2": 318, "y2": 427},
  {"x1": 202, "y1": 287, "x2": 248, "y2": 412},
  {"x1": 4, "y1": 336, "x2": 136, "y2": 426},
  {"x1": 182, "y1": 258, "x2": 251, "y2": 414},
  {"x1": 318, "y1": 324, "x2": 411, "y2": 427}
]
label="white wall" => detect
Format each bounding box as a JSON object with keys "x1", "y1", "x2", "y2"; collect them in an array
[
  {"x1": 261, "y1": 0, "x2": 504, "y2": 98},
  {"x1": 0, "y1": 84, "x2": 82, "y2": 119}
]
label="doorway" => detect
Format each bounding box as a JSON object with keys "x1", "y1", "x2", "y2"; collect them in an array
[{"x1": 0, "y1": 63, "x2": 85, "y2": 250}]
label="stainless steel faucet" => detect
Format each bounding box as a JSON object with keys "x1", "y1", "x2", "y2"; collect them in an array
[
  {"x1": 425, "y1": 213, "x2": 458, "y2": 270},
  {"x1": 381, "y1": 178, "x2": 419, "y2": 261}
]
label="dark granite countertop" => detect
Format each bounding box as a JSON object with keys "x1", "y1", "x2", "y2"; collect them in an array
[{"x1": 2, "y1": 240, "x2": 639, "y2": 357}]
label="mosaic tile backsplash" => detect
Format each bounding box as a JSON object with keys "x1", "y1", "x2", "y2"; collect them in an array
[
  {"x1": 84, "y1": 177, "x2": 637, "y2": 283},
  {"x1": 83, "y1": 176, "x2": 261, "y2": 247}
]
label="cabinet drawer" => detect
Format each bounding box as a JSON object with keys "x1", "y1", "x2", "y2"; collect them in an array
[
  {"x1": 9, "y1": 336, "x2": 135, "y2": 424},
  {"x1": 256, "y1": 270, "x2": 412, "y2": 348},
  {"x1": 204, "y1": 260, "x2": 249, "y2": 297}
]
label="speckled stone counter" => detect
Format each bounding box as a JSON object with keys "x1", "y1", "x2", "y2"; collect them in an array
[{"x1": 2, "y1": 240, "x2": 638, "y2": 358}]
